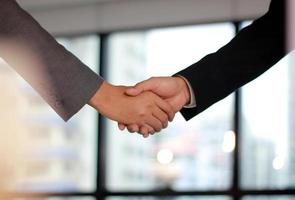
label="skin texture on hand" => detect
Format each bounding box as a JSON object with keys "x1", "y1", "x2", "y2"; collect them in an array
[
  {"x1": 88, "y1": 81, "x2": 175, "y2": 134},
  {"x1": 118, "y1": 76, "x2": 191, "y2": 137}
]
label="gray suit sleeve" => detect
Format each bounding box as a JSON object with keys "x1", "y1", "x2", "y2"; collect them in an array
[{"x1": 0, "y1": 0, "x2": 104, "y2": 121}]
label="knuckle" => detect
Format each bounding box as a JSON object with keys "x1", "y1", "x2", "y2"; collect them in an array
[
  {"x1": 139, "y1": 112, "x2": 146, "y2": 119},
  {"x1": 147, "y1": 104, "x2": 154, "y2": 110},
  {"x1": 138, "y1": 108, "x2": 147, "y2": 118},
  {"x1": 142, "y1": 104, "x2": 153, "y2": 112}
]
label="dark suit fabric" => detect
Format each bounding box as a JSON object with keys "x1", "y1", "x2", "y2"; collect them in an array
[
  {"x1": 177, "y1": 0, "x2": 286, "y2": 120},
  {"x1": 0, "y1": 0, "x2": 103, "y2": 121}
]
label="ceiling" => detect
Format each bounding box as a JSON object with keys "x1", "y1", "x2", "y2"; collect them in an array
[{"x1": 17, "y1": 0, "x2": 115, "y2": 10}]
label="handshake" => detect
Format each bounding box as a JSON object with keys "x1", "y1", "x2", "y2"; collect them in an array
[{"x1": 89, "y1": 76, "x2": 191, "y2": 138}]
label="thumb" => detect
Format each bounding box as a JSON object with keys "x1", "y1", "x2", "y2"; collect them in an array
[
  {"x1": 125, "y1": 86, "x2": 143, "y2": 96},
  {"x1": 126, "y1": 78, "x2": 158, "y2": 96}
]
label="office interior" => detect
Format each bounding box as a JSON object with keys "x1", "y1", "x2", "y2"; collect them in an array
[{"x1": 0, "y1": 0, "x2": 294, "y2": 199}]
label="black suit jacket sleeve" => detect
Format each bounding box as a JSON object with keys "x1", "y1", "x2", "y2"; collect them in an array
[
  {"x1": 176, "y1": 0, "x2": 286, "y2": 120},
  {"x1": 0, "y1": 0, "x2": 104, "y2": 121}
]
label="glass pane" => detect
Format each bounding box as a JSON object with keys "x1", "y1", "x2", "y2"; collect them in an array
[
  {"x1": 0, "y1": 35, "x2": 99, "y2": 192},
  {"x1": 107, "y1": 197, "x2": 231, "y2": 200},
  {"x1": 106, "y1": 24, "x2": 235, "y2": 191},
  {"x1": 243, "y1": 196, "x2": 295, "y2": 200},
  {"x1": 241, "y1": 50, "x2": 295, "y2": 189}
]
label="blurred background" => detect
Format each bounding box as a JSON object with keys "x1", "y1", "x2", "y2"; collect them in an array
[{"x1": 0, "y1": 0, "x2": 294, "y2": 199}]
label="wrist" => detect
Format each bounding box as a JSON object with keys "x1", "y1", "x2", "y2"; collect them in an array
[
  {"x1": 88, "y1": 81, "x2": 114, "y2": 113},
  {"x1": 175, "y1": 77, "x2": 191, "y2": 107}
]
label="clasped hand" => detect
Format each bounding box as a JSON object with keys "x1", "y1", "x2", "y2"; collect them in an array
[{"x1": 89, "y1": 77, "x2": 190, "y2": 138}]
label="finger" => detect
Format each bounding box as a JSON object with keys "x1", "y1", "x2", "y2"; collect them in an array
[
  {"x1": 155, "y1": 96, "x2": 175, "y2": 122},
  {"x1": 118, "y1": 123, "x2": 126, "y2": 131},
  {"x1": 127, "y1": 124, "x2": 139, "y2": 133},
  {"x1": 141, "y1": 124, "x2": 155, "y2": 135},
  {"x1": 147, "y1": 125, "x2": 155, "y2": 135},
  {"x1": 146, "y1": 115, "x2": 163, "y2": 132},
  {"x1": 150, "y1": 129, "x2": 156, "y2": 135},
  {"x1": 139, "y1": 126, "x2": 149, "y2": 137},
  {"x1": 125, "y1": 77, "x2": 158, "y2": 96},
  {"x1": 152, "y1": 106, "x2": 169, "y2": 129}
]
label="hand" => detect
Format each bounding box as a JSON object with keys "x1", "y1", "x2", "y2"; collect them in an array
[
  {"x1": 88, "y1": 81, "x2": 175, "y2": 134},
  {"x1": 118, "y1": 76, "x2": 191, "y2": 136}
]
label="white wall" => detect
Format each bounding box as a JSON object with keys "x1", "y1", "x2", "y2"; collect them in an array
[{"x1": 18, "y1": 0, "x2": 271, "y2": 35}]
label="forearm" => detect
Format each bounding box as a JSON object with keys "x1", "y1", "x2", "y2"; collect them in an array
[
  {"x1": 177, "y1": 0, "x2": 285, "y2": 120},
  {"x1": 88, "y1": 81, "x2": 113, "y2": 117},
  {"x1": 0, "y1": 0, "x2": 103, "y2": 121}
]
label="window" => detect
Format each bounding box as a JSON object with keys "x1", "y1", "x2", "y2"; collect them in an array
[
  {"x1": 0, "y1": 35, "x2": 99, "y2": 193},
  {"x1": 105, "y1": 24, "x2": 235, "y2": 191},
  {"x1": 106, "y1": 197, "x2": 231, "y2": 200},
  {"x1": 15, "y1": 198, "x2": 95, "y2": 200},
  {"x1": 243, "y1": 196, "x2": 295, "y2": 200},
  {"x1": 0, "y1": 20, "x2": 294, "y2": 200},
  {"x1": 241, "y1": 54, "x2": 293, "y2": 190},
  {"x1": 240, "y1": 21, "x2": 295, "y2": 190}
]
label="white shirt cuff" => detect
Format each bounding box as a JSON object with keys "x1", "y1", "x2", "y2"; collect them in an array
[{"x1": 177, "y1": 76, "x2": 196, "y2": 108}]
